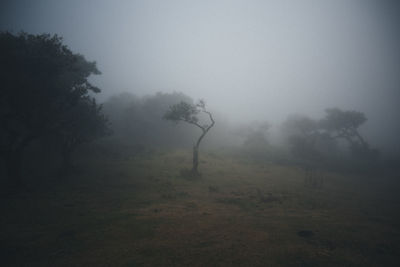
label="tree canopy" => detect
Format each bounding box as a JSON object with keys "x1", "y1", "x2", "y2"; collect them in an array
[
  {"x1": 320, "y1": 108, "x2": 368, "y2": 147},
  {"x1": 0, "y1": 32, "x2": 108, "y2": 186},
  {"x1": 282, "y1": 108, "x2": 377, "y2": 165}
]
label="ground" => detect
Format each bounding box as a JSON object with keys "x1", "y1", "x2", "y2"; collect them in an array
[{"x1": 1, "y1": 148, "x2": 400, "y2": 266}]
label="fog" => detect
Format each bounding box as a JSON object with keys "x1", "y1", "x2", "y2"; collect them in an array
[
  {"x1": 1, "y1": 0, "x2": 400, "y2": 155},
  {"x1": 2, "y1": 2, "x2": 400, "y2": 265}
]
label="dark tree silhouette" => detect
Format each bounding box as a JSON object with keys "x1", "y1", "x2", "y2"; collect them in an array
[
  {"x1": 0, "y1": 32, "x2": 105, "y2": 187},
  {"x1": 164, "y1": 100, "x2": 215, "y2": 174},
  {"x1": 319, "y1": 108, "x2": 370, "y2": 154},
  {"x1": 320, "y1": 108, "x2": 378, "y2": 160},
  {"x1": 58, "y1": 97, "x2": 110, "y2": 170},
  {"x1": 320, "y1": 108, "x2": 367, "y2": 147}
]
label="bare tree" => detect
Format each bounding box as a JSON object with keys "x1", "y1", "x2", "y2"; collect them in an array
[{"x1": 163, "y1": 99, "x2": 215, "y2": 174}]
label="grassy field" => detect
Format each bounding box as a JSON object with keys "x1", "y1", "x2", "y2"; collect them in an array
[{"x1": 1, "y1": 148, "x2": 400, "y2": 266}]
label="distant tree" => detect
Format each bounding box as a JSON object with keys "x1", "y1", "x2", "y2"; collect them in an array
[
  {"x1": 320, "y1": 108, "x2": 378, "y2": 160},
  {"x1": 238, "y1": 121, "x2": 270, "y2": 145},
  {"x1": 320, "y1": 108, "x2": 367, "y2": 147},
  {"x1": 164, "y1": 100, "x2": 215, "y2": 174},
  {"x1": 0, "y1": 32, "x2": 105, "y2": 187},
  {"x1": 282, "y1": 115, "x2": 322, "y2": 161},
  {"x1": 238, "y1": 121, "x2": 270, "y2": 157},
  {"x1": 103, "y1": 91, "x2": 198, "y2": 147}
]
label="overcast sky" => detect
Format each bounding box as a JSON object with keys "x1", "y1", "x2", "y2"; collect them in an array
[{"x1": 1, "y1": 0, "x2": 400, "y2": 154}]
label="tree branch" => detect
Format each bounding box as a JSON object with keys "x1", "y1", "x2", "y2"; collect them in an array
[
  {"x1": 203, "y1": 110, "x2": 215, "y2": 130},
  {"x1": 181, "y1": 118, "x2": 206, "y2": 132}
]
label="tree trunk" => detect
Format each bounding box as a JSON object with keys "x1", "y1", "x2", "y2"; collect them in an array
[
  {"x1": 185, "y1": 106, "x2": 215, "y2": 175},
  {"x1": 353, "y1": 130, "x2": 368, "y2": 149},
  {"x1": 192, "y1": 145, "x2": 199, "y2": 173}
]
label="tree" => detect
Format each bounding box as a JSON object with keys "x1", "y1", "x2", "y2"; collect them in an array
[
  {"x1": 58, "y1": 97, "x2": 110, "y2": 170},
  {"x1": 0, "y1": 32, "x2": 104, "y2": 187},
  {"x1": 320, "y1": 108, "x2": 378, "y2": 160},
  {"x1": 237, "y1": 121, "x2": 270, "y2": 158},
  {"x1": 163, "y1": 100, "x2": 215, "y2": 174},
  {"x1": 320, "y1": 108, "x2": 367, "y2": 147},
  {"x1": 103, "y1": 91, "x2": 198, "y2": 147},
  {"x1": 281, "y1": 115, "x2": 322, "y2": 161}
]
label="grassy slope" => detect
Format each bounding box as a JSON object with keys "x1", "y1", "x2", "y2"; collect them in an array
[{"x1": 1, "y1": 148, "x2": 400, "y2": 266}]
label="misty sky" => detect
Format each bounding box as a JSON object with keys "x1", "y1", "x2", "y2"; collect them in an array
[{"x1": 1, "y1": 0, "x2": 400, "y2": 154}]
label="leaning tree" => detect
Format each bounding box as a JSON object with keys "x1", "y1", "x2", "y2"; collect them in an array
[
  {"x1": 319, "y1": 108, "x2": 378, "y2": 159},
  {"x1": 320, "y1": 108, "x2": 368, "y2": 149},
  {"x1": 0, "y1": 32, "x2": 107, "y2": 187},
  {"x1": 163, "y1": 100, "x2": 215, "y2": 174}
]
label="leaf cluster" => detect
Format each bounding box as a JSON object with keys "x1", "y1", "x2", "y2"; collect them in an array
[
  {"x1": 0, "y1": 32, "x2": 108, "y2": 155},
  {"x1": 320, "y1": 108, "x2": 367, "y2": 133},
  {"x1": 163, "y1": 101, "x2": 200, "y2": 124}
]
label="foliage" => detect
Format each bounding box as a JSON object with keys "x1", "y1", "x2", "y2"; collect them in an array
[
  {"x1": 58, "y1": 97, "x2": 111, "y2": 168},
  {"x1": 102, "y1": 91, "x2": 198, "y2": 147},
  {"x1": 163, "y1": 101, "x2": 200, "y2": 124},
  {"x1": 320, "y1": 108, "x2": 378, "y2": 160},
  {"x1": 282, "y1": 108, "x2": 378, "y2": 167},
  {"x1": 281, "y1": 115, "x2": 324, "y2": 161},
  {"x1": 320, "y1": 108, "x2": 367, "y2": 146},
  {"x1": 321, "y1": 108, "x2": 366, "y2": 130},
  {"x1": 0, "y1": 32, "x2": 107, "y2": 184}
]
